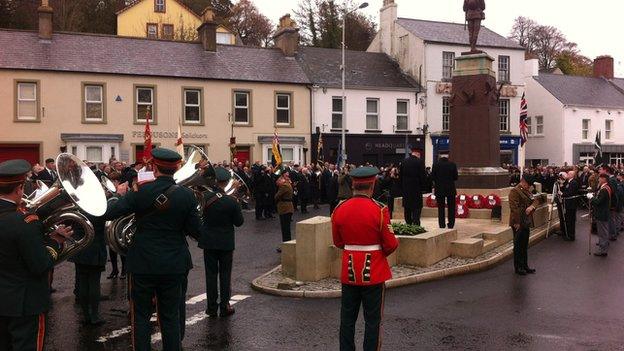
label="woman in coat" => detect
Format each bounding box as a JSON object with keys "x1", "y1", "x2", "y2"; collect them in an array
[{"x1": 275, "y1": 172, "x2": 295, "y2": 252}]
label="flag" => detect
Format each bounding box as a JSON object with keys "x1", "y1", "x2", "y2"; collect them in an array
[
  {"x1": 594, "y1": 131, "x2": 603, "y2": 164},
  {"x1": 175, "y1": 122, "x2": 184, "y2": 157},
  {"x1": 336, "y1": 139, "x2": 343, "y2": 168},
  {"x1": 271, "y1": 129, "x2": 282, "y2": 168},
  {"x1": 317, "y1": 132, "x2": 324, "y2": 162},
  {"x1": 519, "y1": 92, "x2": 528, "y2": 147},
  {"x1": 143, "y1": 107, "x2": 153, "y2": 162}
]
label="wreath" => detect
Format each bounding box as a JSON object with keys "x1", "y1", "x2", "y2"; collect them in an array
[
  {"x1": 456, "y1": 204, "x2": 470, "y2": 218},
  {"x1": 426, "y1": 194, "x2": 438, "y2": 208},
  {"x1": 485, "y1": 194, "x2": 501, "y2": 209}
]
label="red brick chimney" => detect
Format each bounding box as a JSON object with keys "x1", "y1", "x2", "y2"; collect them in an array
[
  {"x1": 38, "y1": 0, "x2": 53, "y2": 40},
  {"x1": 198, "y1": 7, "x2": 217, "y2": 52},
  {"x1": 593, "y1": 55, "x2": 614, "y2": 79},
  {"x1": 273, "y1": 14, "x2": 299, "y2": 57}
]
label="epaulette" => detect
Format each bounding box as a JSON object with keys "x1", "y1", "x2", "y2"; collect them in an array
[
  {"x1": 24, "y1": 214, "x2": 39, "y2": 223},
  {"x1": 331, "y1": 199, "x2": 348, "y2": 220}
]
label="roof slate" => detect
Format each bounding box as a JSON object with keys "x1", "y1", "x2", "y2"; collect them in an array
[
  {"x1": 0, "y1": 30, "x2": 310, "y2": 84},
  {"x1": 295, "y1": 47, "x2": 419, "y2": 90},
  {"x1": 396, "y1": 18, "x2": 524, "y2": 50},
  {"x1": 534, "y1": 73, "x2": 624, "y2": 108}
]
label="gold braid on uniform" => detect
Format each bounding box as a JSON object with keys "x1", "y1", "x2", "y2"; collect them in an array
[{"x1": 46, "y1": 246, "x2": 59, "y2": 261}]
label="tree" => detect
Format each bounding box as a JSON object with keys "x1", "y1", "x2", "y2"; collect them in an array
[
  {"x1": 182, "y1": 0, "x2": 232, "y2": 20},
  {"x1": 556, "y1": 50, "x2": 593, "y2": 77},
  {"x1": 294, "y1": 0, "x2": 377, "y2": 51},
  {"x1": 509, "y1": 16, "x2": 588, "y2": 74},
  {"x1": 227, "y1": 0, "x2": 272, "y2": 47}
]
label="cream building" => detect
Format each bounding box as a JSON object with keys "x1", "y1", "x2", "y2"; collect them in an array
[
  {"x1": 117, "y1": 0, "x2": 236, "y2": 44},
  {"x1": 0, "y1": 6, "x2": 310, "y2": 165}
]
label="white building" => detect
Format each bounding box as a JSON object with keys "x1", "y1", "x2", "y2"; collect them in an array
[
  {"x1": 525, "y1": 56, "x2": 624, "y2": 166},
  {"x1": 368, "y1": 0, "x2": 526, "y2": 166},
  {"x1": 296, "y1": 46, "x2": 422, "y2": 166}
]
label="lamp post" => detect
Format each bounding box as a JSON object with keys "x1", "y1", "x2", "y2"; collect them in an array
[{"x1": 340, "y1": 1, "x2": 368, "y2": 167}]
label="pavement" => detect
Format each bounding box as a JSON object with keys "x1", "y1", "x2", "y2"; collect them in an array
[{"x1": 44, "y1": 207, "x2": 624, "y2": 350}]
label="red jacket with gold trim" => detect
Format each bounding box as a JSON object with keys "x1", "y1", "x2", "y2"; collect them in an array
[{"x1": 331, "y1": 195, "x2": 399, "y2": 285}]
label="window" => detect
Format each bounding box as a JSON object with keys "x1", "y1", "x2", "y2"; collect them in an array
[
  {"x1": 579, "y1": 152, "x2": 594, "y2": 165},
  {"x1": 606, "y1": 120, "x2": 613, "y2": 140},
  {"x1": 147, "y1": 23, "x2": 158, "y2": 39},
  {"x1": 162, "y1": 24, "x2": 174, "y2": 40},
  {"x1": 233, "y1": 91, "x2": 250, "y2": 124},
  {"x1": 183, "y1": 89, "x2": 201, "y2": 124},
  {"x1": 396, "y1": 100, "x2": 409, "y2": 131},
  {"x1": 86, "y1": 146, "x2": 103, "y2": 162},
  {"x1": 582, "y1": 119, "x2": 590, "y2": 140},
  {"x1": 498, "y1": 55, "x2": 510, "y2": 83},
  {"x1": 442, "y1": 52, "x2": 455, "y2": 81},
  {"x1": 526, "y1": 116, "x2": 532, "y2": 135},
  {"x1": 154, "y1": 0, "x2": 165, "y2": 12},
  {"x1": 366, "y1": 98, "x2": 379, "y2": 130},
  {"x1": 136, "y1": 86, "x2": 154, "y2": 123},
  {"x1": 275, "y1": 93, "x2": 291, "y2": 125},
  {"x1": 332, "y1": 97, "x2": 343, "y2": 129},
  {"x1": 71, "y1": 146, "x2": 77, "y2": 156},
  {"x1": 535, "y1": 116, "x2": 544, "y2": 135},
  {"x1": 442, "y1": 97, "x2": 450, "y2": 131},
  {"x1": 499, "y1": 99, "x2": 510, "y2": 132},
  {"x1": 216, "y1": 32, "x2": 233, "y2": 44},
  {"x1": 610, "y1": 153, "x2": 624, "y2": 166},
  {"x1": 83, "y1": 84, "x2": 104, "y2": 122},
  {"x1": 267, "y1": 147, "x2": 295, "y2": 165},
  {"x1": 16, "y1": 81, "x2": 38, "y2": 121}
]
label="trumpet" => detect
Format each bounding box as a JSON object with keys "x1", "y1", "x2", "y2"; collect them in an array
[{"x1": 22, "y1": 154, "x2": 107, "y2": 264}]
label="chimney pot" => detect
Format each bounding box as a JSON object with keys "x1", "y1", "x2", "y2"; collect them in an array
[
  {"x1": 593, "y1": 55, "x2": 614, "y2": 80},
  {"x1": 274, "y1": 14, "x2": 299, "y2": 57},
  {"x1": 38, "y1": 1, "x2": 53, "y2": 40},
  {"x1": 198, "y1": 6, "x2": 217, "y2": 52}
]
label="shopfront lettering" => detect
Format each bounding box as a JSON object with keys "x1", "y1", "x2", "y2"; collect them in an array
[{"x1": 132, "y1": 131, "x2": 208, "y2": 139}]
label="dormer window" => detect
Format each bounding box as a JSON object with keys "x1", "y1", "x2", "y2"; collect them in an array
[{"x1": 154, "y1": 0, "x2": 165, "y2": 13}]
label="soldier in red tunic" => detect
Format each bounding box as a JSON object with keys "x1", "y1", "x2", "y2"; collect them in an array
[{"x1": 332, "y1": 166, "x2": 399, "y2": 351}]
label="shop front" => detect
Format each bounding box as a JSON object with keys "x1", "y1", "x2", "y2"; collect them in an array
[
  {"x1": 431, "y1": 134, "x2": 522, "y2": 166},
  {"x1": 311, "y1": 133, "x2": 425, "y2": 166}
]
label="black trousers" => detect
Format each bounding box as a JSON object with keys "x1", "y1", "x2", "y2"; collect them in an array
[
  {"x1": 300, "y1": 198, "x2": 309, "y2": 213},
  {"x1": 404, "y1": 204, "x2": 422, "y2": 226},
  {"x1": 340, "y1": 283, "x2": 385, "y2": 351},
  {"x1": 279, "y1": 213, "x2": 293, "y2": 242},
  {"x1": 436, "y1": 194, "x2": 456, "y2": 229},
  {"x1": 0, "y1": 314, "x2": 46, "y2": 351},
  {"x1": 179, "y1": 272, "x2": 188, "y2": 340},
  {"x1": 512, "y1": 226, "x2": 530, "y2": 271},
  {"x1": 109, "y1": 248, "x2": 126, "y2": 274},
  {"x1": 329, "y1": 200, "x2": 338, "y2": 215},
  {"x1": 203, "y1": 250, "x2": 233, "y2": 314},
  {"x1": 388, "y1": 196, "x2": 395, "y2": 219},
  {"x1": 128, "y1": 273, "x2": 184, "y2": 351},
  {"x1": 76, "y1": 264, "x2": 103, "y2": 323},
  {"x1": 555, "y1": 200, "x2": 567, "y2": 237},
  {"x1": 564, "y1": 208, "x2": 577, "y2": 240},
  {"x1": 254, "y1": 193, "x2": 265, "y2": 219}
]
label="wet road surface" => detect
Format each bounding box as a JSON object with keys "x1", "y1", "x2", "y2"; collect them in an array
[{"x1": 44, "y1": 209, "x2": 624, "y2": 350}]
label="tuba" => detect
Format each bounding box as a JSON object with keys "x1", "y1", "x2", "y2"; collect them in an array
[
  {"x1": 105, "y1": 145, "x2": 251, "y2": 255},
  {"x1": 22, "y1": 154, "x2": 107, "y2": 264}
]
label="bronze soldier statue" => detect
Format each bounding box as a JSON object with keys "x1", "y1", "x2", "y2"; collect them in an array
[{"x1": 463, "y1": 0, "x2": 486, "y2": 53}]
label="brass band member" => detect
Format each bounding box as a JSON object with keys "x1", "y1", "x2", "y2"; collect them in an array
[{"x1": 0, "y1": 159, "x2": 73, "y2": 351}]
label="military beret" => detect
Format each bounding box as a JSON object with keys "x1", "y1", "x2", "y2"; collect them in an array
[
  {"x1": 151, "y1": 148, "x2": 182, "y2": 169},
  {"x1": 0, "y1": 159, "x2": 31, "y2": 185},
  {"x1": 215, "y1": 167, "x2": 232, "y2": 182},
  {"x1": 350, "y1": 166, "x2": 379, "y2": 184}
]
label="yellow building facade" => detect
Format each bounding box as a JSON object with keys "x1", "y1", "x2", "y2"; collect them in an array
[{"x1": 117, "y1": 0, "x2": 235, "y2": 44}]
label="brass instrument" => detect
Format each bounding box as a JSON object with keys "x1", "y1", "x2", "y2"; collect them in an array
[
  {"x1": 106, "y1": 145, "x2": 251, "y2": 255},
  {"x1": 22, "y1": 154, "x2": 107, "y2": 264}
]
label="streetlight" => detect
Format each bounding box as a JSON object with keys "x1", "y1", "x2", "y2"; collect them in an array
[{"x1": 340, "y1": 1, "x2": 368, "y2": 167}]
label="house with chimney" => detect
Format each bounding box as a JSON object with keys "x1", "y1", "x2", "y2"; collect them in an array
[
  {"x1": 524, "y1": 56, "x2": 624, "y2": 166},
  {"x1": 0, "y1": 3, "x2": 311, "y2": 165},
  {"x1": 296, "y1": 46, "x2": 422, "y2": 166},
  {"x1": 117, "y1": 0, "x2": 236, "y2": 43},
  {"x1": 367, "y1": 0, "x2": 526, "y2": 167}
]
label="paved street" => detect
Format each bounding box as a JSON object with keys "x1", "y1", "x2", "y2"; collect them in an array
[{"x1": 45, "y1": 208, "x2": 624, "y2": 351}]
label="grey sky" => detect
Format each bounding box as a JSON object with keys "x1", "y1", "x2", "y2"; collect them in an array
[{"x1": 254, "y1": 0, "x2": 624, "y2": 76}]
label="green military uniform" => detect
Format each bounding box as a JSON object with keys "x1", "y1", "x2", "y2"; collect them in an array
[
  {"x1": 0, "y1": 159, "x2": 62, "y2": 351},
  {"x1": 104, "y1": 149, "x2": 201, "y2": 351},
  {"x1": 68, "y1": 214, "x2": 107, "y2": 325},
  {"x1": 198, "y1": 167, "x2": 244, "y2": 317},
  {"x1": 508, "y1": 177, "x2": 540, "y2": 275}
]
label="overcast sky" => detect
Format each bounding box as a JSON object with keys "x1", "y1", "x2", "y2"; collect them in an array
[{"x1": 254, "y1": 0, "x2": 624, "y2": 76}]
